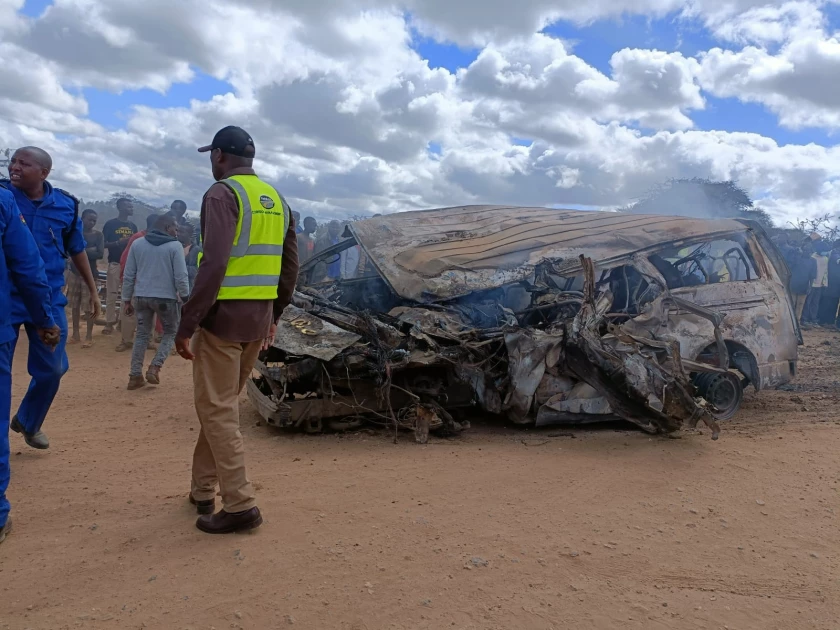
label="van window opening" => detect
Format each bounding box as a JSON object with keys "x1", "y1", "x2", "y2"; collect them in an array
[{"x1": 652, "y1": 237, "x2": 759, "y2": 289}]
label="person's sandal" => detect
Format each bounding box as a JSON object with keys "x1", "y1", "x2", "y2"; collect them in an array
[
  {"x1": 0, "y1": 517, "x2": 12, "y2": 544},
  {"x1": 115, "y1": 341, "x2": 132, "y2": 352},
  {"x1": 146, "y1": 366, "x2": 160, "y2": 385}
]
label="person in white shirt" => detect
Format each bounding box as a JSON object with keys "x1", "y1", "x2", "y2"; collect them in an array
[{"x1": 803, "y1": 241, "x2": 830, "y2": 326}]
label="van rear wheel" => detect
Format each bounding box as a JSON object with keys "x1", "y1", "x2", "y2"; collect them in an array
[{"x1": 693, "y1": 371, "x2": 743, "y2": 420}]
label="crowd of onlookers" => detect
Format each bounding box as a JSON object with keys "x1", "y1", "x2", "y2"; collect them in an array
[
  {"x1": 65, "y1": 202, "x2": 370, "y2": 383},
  {"x1": 292, "y1": 212, "x2": 378, "y2": 282},
  {"x1": 64, "y1": 198, "x2": 200, "y2": 385},
  {"x1": 774, "y1": 231, "x2": 840, "y2": 329}
]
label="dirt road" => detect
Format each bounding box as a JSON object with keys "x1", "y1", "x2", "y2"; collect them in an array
[{"x1": 1, "y1": 329, "x2": 838, "y2": 630}]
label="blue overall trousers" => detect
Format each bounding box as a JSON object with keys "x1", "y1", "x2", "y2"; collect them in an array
[
  {"x1": 5, "y1": 180, "x2": 85, "y2": 436},
  {"x1": 0, "y1": 185, "x2": 55, "y2": 529}
]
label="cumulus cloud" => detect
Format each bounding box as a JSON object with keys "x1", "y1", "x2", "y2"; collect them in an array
[
  {"x1": 0, "y1": 43, "x2": 87, "y2": 116},
  {"x1": 10, "y1": 0, "x2": 196, "y2": 92},
  {"x1": 0, "y1": 0, "x2": 25, "y2": 33},
  {"x1": 699, "y1": 28, "x2": 840, "y2": 129},
  {"x1": 458, "y1": 36, "x2": 703, "y2": 131},
  {"x1": 695, "y1": 0, "x2": 825, "y2": 45},
  {"x1": 406, "y1": 0, "x2": 811, "y2": 46},
  {"x1": 0, "y1": 0, "x2": 839, "y2": 224}
]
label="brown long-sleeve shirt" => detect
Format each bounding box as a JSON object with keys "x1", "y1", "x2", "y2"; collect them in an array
[{"x1": 177, "y1": 167, "x2": 299, "y2": 343}]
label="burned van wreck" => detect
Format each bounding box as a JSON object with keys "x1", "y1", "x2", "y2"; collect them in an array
[{"x1": 248, "y1": 206, "x2": 800, "y2": 442}]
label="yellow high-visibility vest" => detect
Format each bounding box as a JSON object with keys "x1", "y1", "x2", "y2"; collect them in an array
[{"x1": 198, "y1": 174, "x2": 288, "y2": 300}]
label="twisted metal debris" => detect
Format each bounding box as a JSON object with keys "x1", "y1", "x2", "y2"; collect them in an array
[{"x1": 247, "y1": 205, "x2": 800, "y2": 442}]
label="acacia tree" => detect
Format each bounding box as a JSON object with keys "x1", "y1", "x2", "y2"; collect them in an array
[
  {"x1": 787, "y1": 214, "x2": 840, "y2": 241},
  {"x1": 623, "y1": 178, "x2": 774, "y2": 228}
]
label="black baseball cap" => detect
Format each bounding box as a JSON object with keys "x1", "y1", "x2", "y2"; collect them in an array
[{"x1": 197, "y1": 125, "x2": 255, "y2": 157}]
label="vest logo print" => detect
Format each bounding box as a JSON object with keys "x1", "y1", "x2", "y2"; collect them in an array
[{"x1": 259, "y1": 195, "x2": 275, "y2": 209}]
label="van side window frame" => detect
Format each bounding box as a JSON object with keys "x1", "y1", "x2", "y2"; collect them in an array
[{"x1": 649, "y1": 233, "x2": 761, "y2": 290}]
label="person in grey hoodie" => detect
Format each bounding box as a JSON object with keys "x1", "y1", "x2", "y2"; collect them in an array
[{"x1": 122, "y1": 214, "x2": 189, "y2": 389}]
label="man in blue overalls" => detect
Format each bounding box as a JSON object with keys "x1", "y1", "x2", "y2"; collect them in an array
[
  {"x1": 2, "y1": 147, "x2": 100, "y2": 450},
  {"x1": 0, "y1": 185, "x2": 60, "y2": 543}
]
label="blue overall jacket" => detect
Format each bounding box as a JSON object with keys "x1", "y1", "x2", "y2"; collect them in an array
[{"x1": 0, "y1": 180, "x2": 86, "y2": 324}]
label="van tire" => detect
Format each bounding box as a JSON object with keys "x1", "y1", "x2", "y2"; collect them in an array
[{"x1": 693, "y1": 371, "x2": 743, "y2": 420}]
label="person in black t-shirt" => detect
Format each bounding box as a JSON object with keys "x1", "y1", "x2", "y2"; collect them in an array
[{"x1": 101, "y1": 198, "x2": 137, "y2": 334}]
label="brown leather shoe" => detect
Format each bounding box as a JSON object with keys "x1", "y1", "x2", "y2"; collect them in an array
[
  {"x1": 188, "y1": 494, "x2": 215, "y2": 515},
  {"x1": 196, "y1": 507, "x2": 262, "y2": 534},
  {"x1": 127, "y1": 375, "x2": 146, "y2": 390},
  {"x1": 146, "y1": 365, "x2": 160, "y2": 385}
]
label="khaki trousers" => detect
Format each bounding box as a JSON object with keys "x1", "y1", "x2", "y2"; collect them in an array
[
  {"x1": 794, "y1": 293, "x2": 808, "y2": 323},
  {"x1": 106, "y1": 262, "x2": 121, "y2": 326},
  {"x1": 190, "y1": 328, "x2": 262, "y2": 513},
  {"x1": 121, "y1": 308, "x2": 136, "y2": 344}
]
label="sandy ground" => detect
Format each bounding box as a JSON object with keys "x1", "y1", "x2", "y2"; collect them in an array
[{"x1": 0, "y1": 326, "x2": 838, "y2": 630}]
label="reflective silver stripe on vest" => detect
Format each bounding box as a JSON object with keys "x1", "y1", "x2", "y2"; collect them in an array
[
  {"x1": 220, "y1": 177, "x2": 288, "y2": 258},
  {"x1": 246, "y1": 244, "x2": 285, "y2": 256},
  {"x1": 220, "y1": 274, "x2": 280, "y2": 288},
  {"x1": 221, "y1": 178, "x2": 253, "y2": 258}
]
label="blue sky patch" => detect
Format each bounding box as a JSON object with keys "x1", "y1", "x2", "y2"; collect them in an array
[
  {"x1": 21, "y1": 0, "x2": 52, "y2": 18},
  {"x1": 413, "y1": 34, "x2": 478, "y2": 72},
  {"x1": 692, "y1": 96, "x2": 833, "y2": 146},
  {"x1": 543, "y1": 12, "x2": 725, "y2": 72},
  {"x1": 826, "y1": 4, "x2": 840, "y2": 23},
  {"x1": 81, "y1": 71, "x2": 234, "y2": 129},
  {"x1": 545, "y1": 14, "x2": 682, "y2": 73}
]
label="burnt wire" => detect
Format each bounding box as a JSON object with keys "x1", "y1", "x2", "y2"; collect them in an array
[{"x1": 358, "y1": 312, "x2": 400, "y2": 442}]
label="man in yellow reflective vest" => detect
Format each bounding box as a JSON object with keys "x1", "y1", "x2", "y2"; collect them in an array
[{"x1": 175, "y1": 126, "x2": 299, "y2": 534}]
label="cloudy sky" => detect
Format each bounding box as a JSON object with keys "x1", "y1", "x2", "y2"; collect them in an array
[{"x1": 2, "y1": 0, "x2": 840, "y2": 223}]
